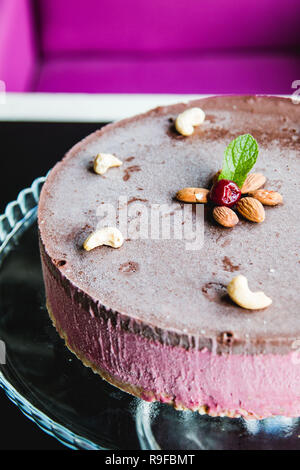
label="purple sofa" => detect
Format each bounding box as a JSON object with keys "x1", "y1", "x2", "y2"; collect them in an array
[{"x1": 0, "y1": 0, "x2": 299, "y2": 94}]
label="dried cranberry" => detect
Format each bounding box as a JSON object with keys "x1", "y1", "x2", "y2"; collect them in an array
[{"x1": 209, "y1": 179, "x2": 241, "y2": 207}]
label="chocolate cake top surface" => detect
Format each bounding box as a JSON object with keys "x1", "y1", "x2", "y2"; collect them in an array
[{"x1": 38, "y1": 96, "x2": 300, "y2": 354}]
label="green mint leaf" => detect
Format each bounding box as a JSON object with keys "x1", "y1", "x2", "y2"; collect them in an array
[{"x1": 218, "y1": 134, "x2": 259, "y2": 188}]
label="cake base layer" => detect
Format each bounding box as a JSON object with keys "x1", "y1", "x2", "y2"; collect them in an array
[{"x1": 42, "y1": 244, "x2": 300, "y2": 420}]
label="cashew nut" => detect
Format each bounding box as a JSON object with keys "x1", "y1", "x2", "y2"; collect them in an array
[
  {"x1": 83, "y1": 227, "x2": 124, "y2": 250},
  {"x1": 93, "y1": 153, "x2": 123, "y2": 175},
  {"x1": 175, "y1": 107, "x2": 206, "y2": 136},
  {"x1": 227, "y1": 275, "x2": 272, "y2": 310}
]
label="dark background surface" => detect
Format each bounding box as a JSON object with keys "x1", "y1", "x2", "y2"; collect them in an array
[
  {"x1": 0, "y1": 122, "x2": 105, "y2": 213},
  {"x1": 0, "y1": 120, "x2": 106, "y2": 450}
]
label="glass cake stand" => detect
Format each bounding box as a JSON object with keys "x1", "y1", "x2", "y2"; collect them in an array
[{"x1": 1, "y1": 177, "x2": 300, "y2": 450}]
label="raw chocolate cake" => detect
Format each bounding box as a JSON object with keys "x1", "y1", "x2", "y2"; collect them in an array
[{"x1": 38, "y1": 96, "x2": 300, "y2": 419}]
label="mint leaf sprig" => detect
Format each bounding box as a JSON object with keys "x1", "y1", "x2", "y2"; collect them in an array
[{"x1": 218, "y1": 134, "x2": 258, "y2": 188}]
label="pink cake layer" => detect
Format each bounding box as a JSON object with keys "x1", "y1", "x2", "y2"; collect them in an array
[{"x1": 41, "y1": 241, "x2": 300, "y2": 419}]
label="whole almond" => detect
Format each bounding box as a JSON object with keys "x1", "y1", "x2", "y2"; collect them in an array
[
  {"x1": 213, "y1": 206, "x2": 239, "y2": 228},
  {"x1": 249, "y1": 189, "x2": 283, "y2": 206},
  {"x1": 176, "y1": 188, "x2": 209, "y2": 203},
  {"x1": 241, "y1": 173, "x2": 266, "y2": 194},
  {"x1": 237, "y1": 197, "x2": 265, "y2": 223}
]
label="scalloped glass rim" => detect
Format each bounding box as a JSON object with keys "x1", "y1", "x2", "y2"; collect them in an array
[{"x1": 0, "y1": 175, "x2": 107, "y2": 450}]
